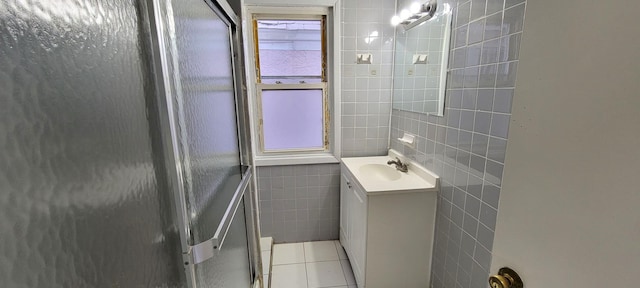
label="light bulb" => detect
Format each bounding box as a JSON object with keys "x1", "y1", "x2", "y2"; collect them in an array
[
  {"x1": 410, "y1": 2, "x2": 422, "y2": 14},
  {"x1": 390, "y1": 15, "x2": 401, "y2": 26},
  {"x1": 400, "y1": 9, "x2": 411, "y2": 21}
]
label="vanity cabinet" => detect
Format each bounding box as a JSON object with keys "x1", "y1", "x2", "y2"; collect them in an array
[
  {"x1": 340, "y1": 171, "x2": 368, "y2": 283},
  {"x1": 339, "y1": 162, "x2": 438, "y2": 288}
]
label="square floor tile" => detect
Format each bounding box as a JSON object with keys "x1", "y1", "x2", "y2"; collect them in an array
[
  {"x1": 273, "y1": 243, "x2": 305, "y2": 265},
  {"x1": 304, "y1": 241, "x2": 339, "y2": 262},
  {"x1": 261, "y1": 237, "x2": 273, "y2": 252},
  {"x1": 306, "y1": 261, "x2": 347, "y2": 288},
  {"x1": 340, "y1": 259, "x2": 356, "y2": 285},
  {"x1": 271, "y1": 263, "x2": 307, "y2": 288},
  {"x1": 261, "y1": 251, "x2": 271, "y2": 275},
  {"x1": 334, "y1": 241, "x2": 348, "y2": 260}
]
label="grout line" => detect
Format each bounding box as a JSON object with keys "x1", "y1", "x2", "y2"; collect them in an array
[
  {"x1": 303, "y1": 242, "x2": 307, "y2": 262},
  {"x1": 303, "y1": 242, "x2": 309, "y2": 288},
  {"x1": 305, "y1": 259, "x2": 343, "y2": 263}
]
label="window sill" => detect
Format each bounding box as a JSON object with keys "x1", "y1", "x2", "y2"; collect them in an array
[{"x1": 254, "y1": 153, "x2": 339, "y2": 166}]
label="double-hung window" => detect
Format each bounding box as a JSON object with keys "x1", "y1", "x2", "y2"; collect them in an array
[{"x1": 250, "y1": 8, "x2": 338, "y2": 165}]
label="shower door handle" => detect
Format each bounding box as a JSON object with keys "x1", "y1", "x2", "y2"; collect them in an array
[{"x1": 187, "y1": 166, "x2": 252, "y2": 265}]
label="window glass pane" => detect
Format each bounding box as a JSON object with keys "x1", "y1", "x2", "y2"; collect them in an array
[
  {"x1": 257, "y1": 20, "x2": 322, "y2": 78},
  {"x1": 261, "y1": 89, "x2": 324, "y2": 150}
]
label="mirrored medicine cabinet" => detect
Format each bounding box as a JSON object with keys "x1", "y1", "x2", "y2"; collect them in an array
[{"x1": 392, "y1": 2, "x2": 452, "y2": 116}]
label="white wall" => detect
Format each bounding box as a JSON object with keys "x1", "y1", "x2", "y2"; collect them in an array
[{"x1": 491, "y1": 1, "x2": 640, "y2": 287}]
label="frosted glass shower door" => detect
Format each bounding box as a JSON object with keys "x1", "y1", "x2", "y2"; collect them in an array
[{"x1": 151, "y1": 0, "x2": 253, "y2": 287}]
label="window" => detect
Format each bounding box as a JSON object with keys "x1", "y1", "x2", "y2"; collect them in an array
[{"x1": 248, "y1": 8, "x2": 339, "y2": 165}]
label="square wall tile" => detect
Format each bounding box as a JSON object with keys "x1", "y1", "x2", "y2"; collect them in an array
[
  {"x1": 470, "y1": 0, "x2": 487, "y2": 20},
  {"x1": 502, "y1": 3, "x2": 526, "y2": 36}
]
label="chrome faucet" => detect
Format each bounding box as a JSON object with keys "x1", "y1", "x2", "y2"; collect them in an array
[{"x1": 387, "y1": 157, "x2": 408, "y2": 172}]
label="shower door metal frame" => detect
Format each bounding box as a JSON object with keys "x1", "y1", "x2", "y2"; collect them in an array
[{"x1": 140, "y1": 0, "x2": 259, "y2": 287}]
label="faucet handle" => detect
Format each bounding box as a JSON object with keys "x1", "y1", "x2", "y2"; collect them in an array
[
  {"x1": 397, "y1": 157, "x2": 409, "y2": 171},
  {"x1": 387, "y1": 156, "x2": 409, "y2": 172}
]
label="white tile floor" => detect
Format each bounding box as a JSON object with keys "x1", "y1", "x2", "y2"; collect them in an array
[{"x1": 269, "y1": 240, "x2": 356, "y2": 288}]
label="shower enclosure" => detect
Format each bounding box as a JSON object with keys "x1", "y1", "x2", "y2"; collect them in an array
[
  {"x1": 0, "y1": 0, "x2": 260, "y2": 287},
  {"x1": 146, "y1": 0, "x2": 260, "y2": 286}
]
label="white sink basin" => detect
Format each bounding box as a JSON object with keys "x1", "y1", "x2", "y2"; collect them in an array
[
  {"x1": 359, "y1": 164, "x2": 402, "y2": 181},
  {"x1": 341, "y1": 150, "x2": 439, "y2": 195}
]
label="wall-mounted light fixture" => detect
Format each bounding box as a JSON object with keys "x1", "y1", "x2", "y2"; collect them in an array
[{"x1": 390, "y1": 0, "x2": 438, "y2": 30}]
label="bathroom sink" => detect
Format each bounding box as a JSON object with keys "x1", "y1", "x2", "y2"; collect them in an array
[
  {"x1": 341, "y1": 149, "x2": 439, "y2": 194},
  {"x1": 359, "y1": 164, "x2": 402, "y2": 181}
]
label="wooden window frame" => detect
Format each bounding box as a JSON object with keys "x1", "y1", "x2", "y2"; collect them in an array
[{"x1": 244, "y1": 5, "x2": 342, "y2": 166}]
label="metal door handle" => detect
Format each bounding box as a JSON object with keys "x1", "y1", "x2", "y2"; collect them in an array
[
  {"x1": 489, "y1": 275, "x2": 511, "y2": 288},
  {"x1": 489, "y1": 267, "x2": 523, "y2": 288}
]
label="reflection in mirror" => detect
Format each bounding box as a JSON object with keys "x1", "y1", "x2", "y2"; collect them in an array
[{"x1": 392, "y1": 3, "x2": 452, "y2": 116}]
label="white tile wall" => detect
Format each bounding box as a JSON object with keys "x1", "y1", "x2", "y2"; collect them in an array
[
  {"x1": 258, "y1": 164, "x2": 340, "y2": 243},
  {"x1": 340, "y1": 0, "x2": 397, "y2": 157}
]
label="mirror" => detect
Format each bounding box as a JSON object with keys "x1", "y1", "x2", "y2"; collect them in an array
[{"x1": 392, "y1": 3, "x2": 452, "y2": 116}]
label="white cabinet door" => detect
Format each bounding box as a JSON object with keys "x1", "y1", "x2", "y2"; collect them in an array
[
  {"x1": 350, "y1": 184, "x2": 367, "y2": 287},
  {"x1": 339, "y1": 174, "x2": 351, "y2": 252}
]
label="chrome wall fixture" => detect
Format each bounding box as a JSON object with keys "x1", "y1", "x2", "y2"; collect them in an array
[{"x1": 391, "y1": 0, "x2": 438, "y2": 30}]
